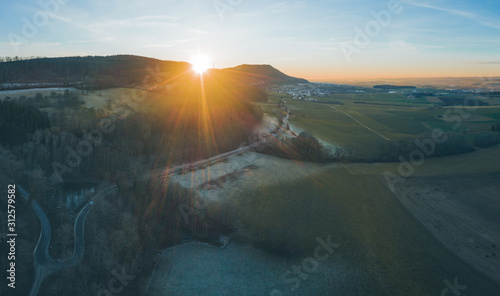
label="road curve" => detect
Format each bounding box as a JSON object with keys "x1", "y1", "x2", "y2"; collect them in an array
[{"x1": 17, "y1": 184, "x2": 103, "y2": 296}]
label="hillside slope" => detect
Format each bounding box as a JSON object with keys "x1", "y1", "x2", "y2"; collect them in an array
[
  {"x1": 0, "y1": 56, "x2": 308, "y2": 90},
  {"x1": 222, "y1": 64, "x2": 308, "y2": 85}
]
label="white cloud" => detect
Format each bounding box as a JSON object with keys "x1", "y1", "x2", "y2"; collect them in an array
[
  {"x1": 389, "y1": 40, "x2": 418, "y2": 54},
  {"x1": 403, "y1": 1, "x2": 500, "y2": 30}
]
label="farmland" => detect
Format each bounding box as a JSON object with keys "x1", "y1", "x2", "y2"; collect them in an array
[
  {"x1": 268, "y1": 91, "x2": 500, "y2": 153},
  {"x1": 153, "y1": 142, "x2": 500, "y2": 295}
]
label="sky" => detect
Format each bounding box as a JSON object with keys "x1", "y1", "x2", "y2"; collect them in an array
[{"x1": 1, "y1": 0, "x2": 500, "y2": 81}]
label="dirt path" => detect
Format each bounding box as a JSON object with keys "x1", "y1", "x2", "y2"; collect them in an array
[{"x1": 328, "y1": 105, "x2": 391, "y2": 141}]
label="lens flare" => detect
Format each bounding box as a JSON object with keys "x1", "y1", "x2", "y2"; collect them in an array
[{"x1": 191, "y1": 55, "x2": 210, "y2": 74}]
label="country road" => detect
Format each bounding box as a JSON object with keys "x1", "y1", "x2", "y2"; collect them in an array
[
  {"x1": 17, "y1": 184, "x2": 96, "y2": 296},
  {"x1": 17, "y1": 108, "x2": 290, "y2": 296}
]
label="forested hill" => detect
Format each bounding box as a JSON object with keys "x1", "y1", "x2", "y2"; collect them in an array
[
  {"x1": 222, "y1": 64, "x2": 309, "y2": 85},
  {"x1": 0, "y1": 55, "x2": 308, "y2": 90},
  {"x1": 0, "y1": 55, "x2": 191, "y2": 90}
]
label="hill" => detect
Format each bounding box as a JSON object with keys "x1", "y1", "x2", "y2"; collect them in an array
[
  {"x1": 222, "y1": 64, "x2": 309, "y2": 85},
  {"x1": 373, "y1": 84, "x2": 417, "y2": 90},
  {"x1": 0, "y1": 56, "x2": 307, "y2": 91},
  {"x1": 0, "y1": 55, "x2": 191, "y2": 90}
]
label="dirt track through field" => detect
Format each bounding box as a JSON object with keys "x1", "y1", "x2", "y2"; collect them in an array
[
  {"x1": 384, "y1": 175, "x2": 500, "y2": 285},
  {"x1": 328, "y1": 105, "x2": 391, "y2": 141}
]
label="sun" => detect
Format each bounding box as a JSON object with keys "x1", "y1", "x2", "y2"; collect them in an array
[{"x1": 191, "y1": 55, "x2": 210, "y2": 74}]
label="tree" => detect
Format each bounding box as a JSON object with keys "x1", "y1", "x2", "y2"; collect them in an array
[
  {"x1": 0, "y1": 146, "x2": 25, "y2": 181},
  {"x1": 293, "y1": 131, "x2": 324, "y2": 162},
  {"x1": 27, "y1": 168, "x2": 49, "y2": 200},
  {"x1": 0, "y1": 100, "x2": 51, "y2": 146},
  {"x1": 492, "y1": 122, "x2": 500, "y2": 131}
]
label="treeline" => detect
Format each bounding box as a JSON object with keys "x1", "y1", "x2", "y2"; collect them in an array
[
  {"x1": 0, "y1": 100, "x2": 51, "y2": 146},
  {"x1": 0, "y1": 55, "x2": 191, "y2": 90},
  {"x1": 338, "y1": 132, "x2": 500, "y2": 163},
  {"x1": 3, "y1": 89, "x2": 85, "y2": 110},
  {"x1": 491, "y1": 122, "x2": 500, "y2": 131},
  {"x1": 0, "y1": 56, "x2": 46, "y2": 62},
  {"x1": 474, "y1": 132, "x2": 500, "y2": 148},
  {"x1": 374, "y1": 85, "x2": 416, "y2": 90},
  {"x1": 342, "y1": 134, "x2": 473, "y2": 162},
  {"x1": 480, "y1": 91, "x2": 500, "y2": 97},
  {"x1": 0, "y1": 55, "x2": 302, "y2": 92},
  {"x1": 260, "y1": 131, "x2": 333, "y2": 162},
  {"x1": 260, "y1": 131, "x2": 500, "y2": 164},
  {"x1": 6, "y1": 79, "x2": 265, "y2": 181}
]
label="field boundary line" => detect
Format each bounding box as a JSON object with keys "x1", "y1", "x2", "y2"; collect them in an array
[{"x1": 328, "y1": 105, "x2": 391, "y2": 141}]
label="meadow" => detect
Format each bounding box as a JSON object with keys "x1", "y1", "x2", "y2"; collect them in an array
[
  {"x1": 215, "y1": 89, "x2": 500, "y2": 295},
  {"x1": 223, "y1": 144, "x2": 500, "y2": 295},
  {"x1": 273, "y1": 92, "x2": 500, "y2": 153}
]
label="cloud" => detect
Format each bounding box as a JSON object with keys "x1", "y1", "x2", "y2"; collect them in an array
[
  {"x1": 233, "y1": 1, "x2": 307, "y2": 18},
  {"x1": 389, "y1": 40, "x2": 418, "y2": 54},
  {"x1": 141, "y1": 39, "x2": 191, "y2": 48},
  {"x1": 464, "y1": 61, "x2": 500, "y2": 65},
  {"x1": 132, "y1": 15, "x2": 178, "y2": 22},
  {"x1": 403, "y1": 1, "x2": 500, "y2": 30}
]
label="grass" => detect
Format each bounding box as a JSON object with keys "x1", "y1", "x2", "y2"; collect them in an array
[
  {"x1": 282, "y1": 92, "x2": 500, "y2": 151},
  {"x1": 231, "y1": 161, "x2": 500, "y2": 295},
  {"x1": 286, "y1": 99, "x2": 423, "y2": 148},
  {"x1": 364, "y1": 111, "x2": 429, "y2": 134},
  {"x1": 292, "y1": 109, "x2": 382, "y2": 147},
  {"x1": 344, "y1": 142, "x2": 500, "y2": 177},
  {"x1": 239, "y1": 90, "x2": 500, "y2": 295}
]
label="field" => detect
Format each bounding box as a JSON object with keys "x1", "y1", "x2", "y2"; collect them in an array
[
  {"x1": 0, "y1": 87, "x2": 145, "y2": 121},
  {"x1": 3, "y1": 86, "x2": 499, "y2": 295},
  {"x1": 272, "y1": 92, "x2": 500, "y2": 152},
  {"x1": 387, "y1": 174, "x2": 500, "y2": 284},
  {"x1": 150, "y1": 143, "x2": 500, "y2": 295}
]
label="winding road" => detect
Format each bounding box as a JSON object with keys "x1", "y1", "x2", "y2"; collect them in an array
[{"x1": 17, "y1": 108, "x2": 290, "y2": 296}]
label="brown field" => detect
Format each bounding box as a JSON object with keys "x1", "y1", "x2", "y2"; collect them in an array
[
  {"x1": 426, "y1": 96, "x2": 443, "y2": 103},
  {"x1": 382, "y1": 174, "x2": 500, "y2": 284}
]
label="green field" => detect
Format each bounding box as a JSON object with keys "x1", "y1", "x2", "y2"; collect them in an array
[
  {"x1": 271, "y1": 93, "x2": 500, "y2": 151},
  {"x1": 230, "y1": 148, "x2": 500, "y2": 295}
]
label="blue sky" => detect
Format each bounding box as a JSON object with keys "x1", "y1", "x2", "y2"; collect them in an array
[{"x1": 1, "y1": 0, "x2": 499, "y2": 80}]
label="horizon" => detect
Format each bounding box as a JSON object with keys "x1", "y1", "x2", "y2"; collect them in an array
[
  {"x1": 1, "y1": 1, "x2": 500, "y2": 81},
  {"x1": 1, "y1": 54, "x2": 499, "y2": 84},
  {"x1": 2, "y1": 1, "x2": 500, "y2": 295}
]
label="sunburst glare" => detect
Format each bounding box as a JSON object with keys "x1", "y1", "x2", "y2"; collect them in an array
[{"x1": 191, "y1": 55, "x2": 210, "y2": 74}]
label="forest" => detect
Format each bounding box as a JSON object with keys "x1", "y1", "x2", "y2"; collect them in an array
[
  {"x1": 0, "y1": 55, "x2": 307, "y2": 91},
  {"x1": 0, "y1": 55, "x2": 191, "y2": 90},
  {"x1": 0, "y1": 100, "x2": 51, "y2": 146},
  {"x1": 0, "y1": 56, "x2": 271, "y2": 295}
]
